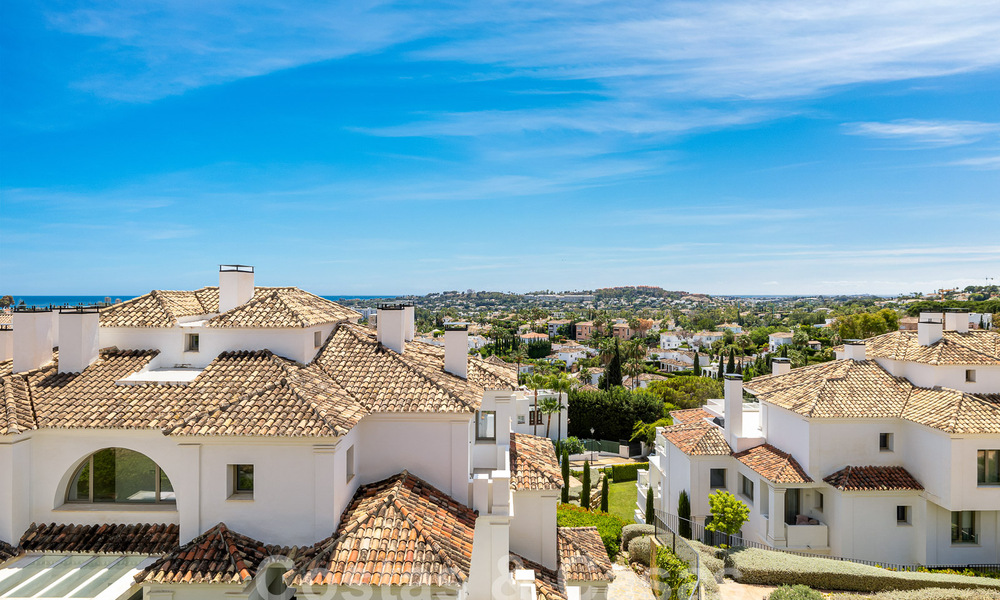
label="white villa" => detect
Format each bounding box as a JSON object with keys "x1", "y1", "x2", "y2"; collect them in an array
[
  {"x1": 768, "y1": 331, "x2": 794, "y2": 353},
  {"x1": 0, "y1": 266, "x2": 610, "y2": 600},
  {"x1": 640, "y1": 311, "x2": 1000, "y2": 567}
]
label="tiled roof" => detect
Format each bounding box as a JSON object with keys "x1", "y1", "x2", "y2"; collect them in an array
[
  {"x1": 510, "y1": 553, "x2": 564, "y2": 600},
  {"x1": 769, "y1": 332, "x2": 794, "y2": 339},
  {"x1": 902, "y1": 388, "x2": 1000, "y2": 434},
  {"x1": 744, "y1": 360, "x2": 912, "y2": 419},
  {"x1": 137, "y1": 523, "x2": 271, "y2": 584},
  {"x1": 20, "y1": 523, "x2": 179, "y2": 555},
  {"x1": 2, "y1": 321, "x2": 516, "y2": 438},
  {"x1": 557, "y1": 527, "x2": 614, "y2": 582},
  {"x1": 661, "y1": 421, "x2": 731, "y2": 456},
  {"x1": 0, "y1": 540, "x2": 18, "y2": 562},
  {"x1": 745, "y1": 358, "x2": 1000, "y2": 433},
  {"x1": 824, "y1": 466, "x2": 923, "y2": 492},
  {"x1": 669, "y1": 408, "x2": 713, "y2": 425},
  {"x1": 733, "y1": 444, "x2": 812, "y2": 484},
  {"x1": 864, "y1": 330, "x2": 1000, "y2": 366},
  {"x1": 288, "y1": 471, "x2": 477, "y2": 587},
  {"x1": 99, "y1": 287, "x2": 359, "y2": 329},
  {"x1": 510, "y1": 433, "x2": 562, "y2": 491}
]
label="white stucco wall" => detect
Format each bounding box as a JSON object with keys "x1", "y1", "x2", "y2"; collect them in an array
[
  {"x1": 874, "y1": 358, "x2": 1000, "y2": 395},
  {"x1": 509, "y1": 490, "x2": 558, "y2": 569}
]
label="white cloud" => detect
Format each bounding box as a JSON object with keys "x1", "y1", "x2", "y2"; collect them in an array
[
  {"x1": 842, "y1": 119, "x2": 1000, "y2": 147},
  {"x1": 950, "y1": 155, "x2": 1000, "y2": 169}
]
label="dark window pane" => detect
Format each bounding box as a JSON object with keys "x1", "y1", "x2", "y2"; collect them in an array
[
  {"x1": 236, "y1": 465, "x2": 254, "y2": 492},
  {"x1": 92, "y1": 448, "x2": 117, "y2": 502},
  {"x1": 980, "y1": 450, "x2": 987, "y2": 484},
  {"x1": 69, "y1": 460, "x2": 90, "y2": 502},
  {"x1": 114, "y1": 448, "x2": 157, "y2": 502}
]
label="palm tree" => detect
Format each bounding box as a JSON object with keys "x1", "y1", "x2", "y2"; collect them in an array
[
  {"x1": 623, "y1": 339, "x2": 646, "y2": 389},
  {"x1": 512, "y1": 347, "x2": 527, "y2": 384},
  {"x1": 548, "y1": 372, "x2": 573, "y2": 441},
  {"x1": 526, "y1": 373, "x2": 550, "y2": 435}
]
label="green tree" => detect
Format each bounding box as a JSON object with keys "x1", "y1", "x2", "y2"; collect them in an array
[
  {"x1": 726, "y1": 351, "x2": 735, "y2": 374},
  {"x1": 692, "y1": 352, "x2": 701, "y2": 376},
  {"x1": 645, "y1": 486, "x2": 655, "y2": 524},
  {"x1": 581, "y1": 460, "x2": 592, "y2": 509},
  {"x1": 549, "y1": 373, "x2": 573, "y2": 441},
  {"x1": 0, "y1": 295, "x2": 12, "y2": 308},
  {"x1": 600, "y1": 475, "x2": 609, "y2": 512},
  {"x1": 647, "y1": 376, "x2": 723, "y2": 409},
  {"x1": 600, "y1": 339, "x2": 623, "y2": 390},
  {"x1": 678, "y1": 490, "x2": 691, "y2": 539},
  {"x1": 561, "y1": 448, "x2": 570, "y2": 503},
  {"x1": 705, "y1": 490, "x2": 750, "y2": 539},
  {"x1": 538, "y1": 395, "x2": 563, "y2": 439},
  {"x1": 526, "y1": 373, "x2": 550, "y2": 435}
]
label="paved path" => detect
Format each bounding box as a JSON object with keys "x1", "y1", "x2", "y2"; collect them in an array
[
  {"x1": 718, "y1": 581, "x2": 778, "y2": 600},
  {"x1": 608, "y1": 564, "x2": 655, "y2": 600}
]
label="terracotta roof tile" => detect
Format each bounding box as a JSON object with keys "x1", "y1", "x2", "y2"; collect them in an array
[
  {"x1": 661, "y1": 421, "x2": 731, "y2": 456},
  {"x1": 902, "y1": 388, "x2": 1000, "y2": 434},
  {"x1": 668, "y1": 408, "x2": 713, "y2": 425},
  {"x1": 20, "y1": 523, "x2": 179, "y2": 555},
  {"x1": 865, "y1": 330, "x2": 1000, "y2": 366},
  {"x1": 0, "y1": 540, "x2": 18, "y2": 562},
  {"x1": 733, "y1": 444, "x2": 812, "y2": 484},
  {"x1": 510, "y1": 433, "x2": 562, "y2": 491},
  {"x1": 557, "y1": 527, "x2": 614, "y2": 582},
  {"x1": 99, "y1": 287, "x2": 358, "y2": 329},
  {"x1": 137, "y1": 523, "x2": 269, "y2": 584},
  {"x1": 288, "y1": 471, "x2": 477, "y2": 587},
  {"x1": 824, "y1": 466, "x2": 923, "y2": 491},
  {"x1": 510, "y1": 553, "x2": 565, "y2": 600}
]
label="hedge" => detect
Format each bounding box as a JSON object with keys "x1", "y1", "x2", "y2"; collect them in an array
[
  {"x1": 768, "y1": 585, "x2": 823, "y2": 600},
  {"x1": 628, "y1": 536, "x2": 654, "y2": 566},
  {"x1": 725, "y1": 547, "x2": 1000, "y2": 593},
  {"x1": 567, "y1": 387, "x2": 663, "y2": 440},
  {"x1": 829, "y1": 590, "x2": 1000, "y2": 600},
  {"x1": 621, "y1": 524, "x2": 655, "y2": 549},
  {"x1": 556, "y1": 503, "x2": 627, "y2": 560},
  {"x1": 608, "y1": 462, "x2": 649, "y2": 483}
]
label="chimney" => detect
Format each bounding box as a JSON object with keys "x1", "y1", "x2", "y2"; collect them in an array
[
  {"x1": 444, "y1": 325, "x2": 469, "y2": 379},
  {"x1": 944, "y1": 309, "x2": 970, "y2": 334},
  {"x1": 724, "y1": 373, "x2": 743, "y2": 448},
  {"x1": 403, "y1": 303, "x2": 415, "y2": 342},
  {"x1": 0, "y1": 325, "x2": 12, "y2": 362},
  {"x1": 917, "y1": 312, "x2": 944, "y2": 346},
  {"x1": 843, "y1": 339, "x2": 866, "y2": 361},
  {"x1": 58, "y1": 306, "x2": 101, "y2": 374},
  {"x1": 13, "y1": 307, "x2": 54, "y2": 374},
  {"x1": 376, "y1": 304, "x2": 406, "y2": 354},
  {"x1": 218, "y1": 265, "x2": 255, "y2": 313},
  {"x1": 771, "y1": 357, "x2": 791, "y2": 375}
]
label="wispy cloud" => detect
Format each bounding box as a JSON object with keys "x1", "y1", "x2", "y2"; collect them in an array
[
  {"x1": 842, "y1": 119, "x2": 1000, "y2": 147},
  {"x1": 950, "y1": 155, "x2": 1000, "y2": 169}
]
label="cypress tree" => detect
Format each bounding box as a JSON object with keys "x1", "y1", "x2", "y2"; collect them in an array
[
  {"x1": 726, "y1": 351, "x2": 735, "y2": 374},
  {"x1": 581, "y1": 460, "x2": 592, "y2": 509},
  {"x1": 600, "y1": 475, "x2": 609, "y2": 512},
  {"x1": 693, "y1": 352, "x2": 701, "y2": 376},
  {"x1": 645, "y1": 486, "x2": 655, "y2": 524},
  {"x1": 678, "y1": 490, "x2": 691, "y2": 539},
  {"x1": 605, "y1": 339, "x2": 623, "y2": 388},
  {"x1": 561, "y1": 448, "x2": 570, "y2": 504}
]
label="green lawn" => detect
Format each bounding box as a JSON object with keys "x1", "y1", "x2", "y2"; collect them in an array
[{"x1": 607, "y1": 481, "x2": 638, "y2": 523}]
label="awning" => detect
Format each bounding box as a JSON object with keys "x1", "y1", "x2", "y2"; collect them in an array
[{"x1": 0, "y1": 554, "x2": 153, "y2": 599}]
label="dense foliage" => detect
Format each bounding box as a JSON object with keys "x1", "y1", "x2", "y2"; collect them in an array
[
  {"x1": 556, "y1": 503, "x2": 628, "y2": 559},
  {"x1": 706, "y1": 490, "x2": 750, "y2": 537},
  {"x1": 768, "y1": 585, "x2": 824, "y2": 600},
  {"x1": 580, "y1": 459, "x2": 591, "y2": 508},
  {"x1": 561, "y1": 448, "x2": 570, "y2": 503},
  {"x1": 647, "y1": 376, "x2": 723, "y2": 409},
  {"x1": 678, "y1": 490, "x2": 692, "y2": 539},
  {"x1": 653, "y1": 546, "x2": 698, "y2": 600},
  {"x1": 568, "y1": 387, "x2": 663, "y2": 440},
  {"x1": 606, "y1": 462, "x2": 649, "y2": 482},
  {"x1": 632, "y1": 417, "x2": 674, "y2": 446},
  {"x1": 835, "y1": 308, "x2": 899, "y2": 339}
]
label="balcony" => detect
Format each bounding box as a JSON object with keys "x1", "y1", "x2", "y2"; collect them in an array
[{"x1": 784, "y1": 522, "x2": 829, "y2": 549}]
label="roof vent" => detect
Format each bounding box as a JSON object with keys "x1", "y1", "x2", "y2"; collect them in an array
[
  {"x1": 377, "y1": 304, "x2": 406, "y2": 354},
  {"x1": 843, "y1": 339, "x2": 866, "y2": 362},
  {"x1": 444, "y1": 324, "x2": 469, "y2": 379},
  {"x1": 917, "y1": 312, "x2": 943, "y2": 346},
  {"x1": 13, "y1": 307, "x2": 54, "y2": 374}
]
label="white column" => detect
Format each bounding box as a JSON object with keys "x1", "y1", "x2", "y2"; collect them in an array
[
  {"x1": 178, "y1": 443, "x2": 202, "y2": 544},
  {"x1": 769, "y1": 488, "x2": 786, "y2": 546},
  {"x1": 313, "y1": 445, "x2": 338, "y2": 538}
]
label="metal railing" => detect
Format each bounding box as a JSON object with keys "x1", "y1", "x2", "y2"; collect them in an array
[
  {"x1": 651, "y1": 510, "x2": 703, "y2": 600},
  {"x1": 653, "y1": 509, "x2": 1000, "y2": 576}
]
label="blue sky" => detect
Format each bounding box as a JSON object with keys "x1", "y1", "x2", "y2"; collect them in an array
[{"x1": 2, "y1": 1, "x2": 999, "y2": 296}]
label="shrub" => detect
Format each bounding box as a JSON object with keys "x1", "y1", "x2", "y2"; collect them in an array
[
  {"x1": 600, "y1": 476, "x2": 609, "y2": 512},
  {"x1": 561, "y1": 436, "x2": 585, "y2": 455},
  {"x1": 653, "y1": 546, "x2": 698, "y2": 600},
  {"x1": 568, "y1": 387, "x2": 664, "y2": 440},
  {"x1": 768, "y1": 585, "x2": 823, "y2": 600},
  {"x1": 706, "y1": 490, "x2": 749, "y2": 537},
  {"x1": 645, "y1": 487, "x2": 654, "y2": 523},
  {"x1": 610, "y1": 462, "x2": 649, "y2": 482},
  {"x1": 678, "y1": 490, "x2": 691, "y2": 539},
  {"x1": 580, "y1": 460, "x2": 591, "y2": 509},
  {"x1": 628, "y1": 535, "x2": 655, "y2": 566},
  {"x1": 557, "y1": 503, "x2": 627, "y2": 560},
  {"x1": 829, "y1": 589, "x2": 1000, "y2": 600},
  {"x1": 561, "y1": 448, "x2": 570, "y2": 504},
  {"x1": 725, "y1": 546, "x2": 1000, "y2": 593},
  {"x1": 621, "y1": 524, "x2": 655, "y2": 549}
]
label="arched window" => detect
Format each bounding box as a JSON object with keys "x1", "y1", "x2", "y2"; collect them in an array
[{"x1": 67, "y1": 448, "x2": 175, "y2": 504}]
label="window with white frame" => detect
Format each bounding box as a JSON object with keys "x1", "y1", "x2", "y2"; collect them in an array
[
  {"x1": 185, "y1": 333, "x2": 200, "y2": 352},
  {"x1": 879, "y1": 432, "x2": 893, "y2": 452},
  {"x1": 314, "y1": 331, "x2": 322, "y2": 347},
  {"x1": 710, "y1": 469, "x2": 726, "y2": 488},
  {"x1": 476, "y1": 411, "x2": 496, "y2": 441},
  {"x1": 229, "y1": 464, "x2": 254, "y2": 499},
  {"x1": 897, "y1": 505, "x2": 911, "y2": 525},
  {"x1": 67, "y1": 448, "x2": 174, "y2": 504},
  {"x1": 966, "y1": 369, "x2": 976, "y2": 383},
  {"x1": 978, "y1": 449, "x2": 1000, "y2": 485},
  {"x1": 346, "y1": 445, "x2": 356, "y2": 483},
  {"x1": 740, "y1": 474, "x2": 754, "y2": 502},
  {"x1": 951, "y1": 511, "x2": 977, "y2": 544}
]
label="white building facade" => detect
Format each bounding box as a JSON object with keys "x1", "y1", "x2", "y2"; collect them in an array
[{"x1": 641, "y1": 312, "x2": 1000, "y2": 568}]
